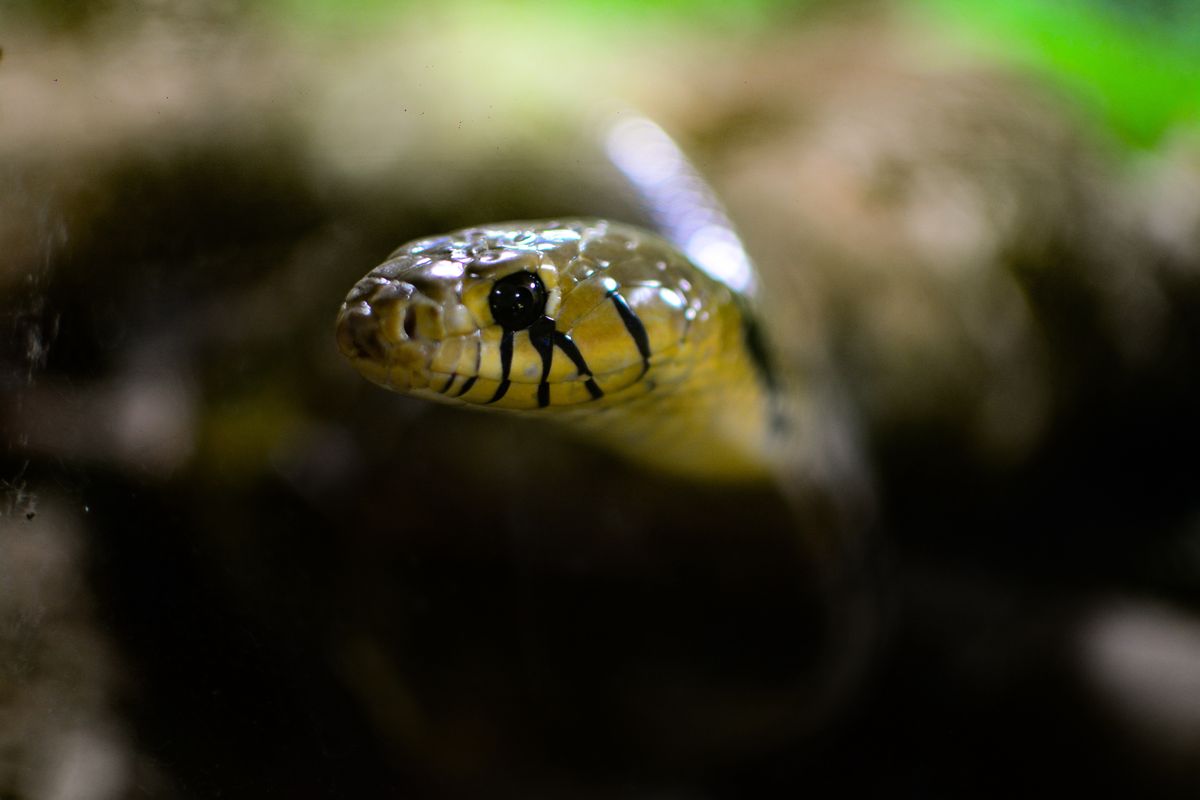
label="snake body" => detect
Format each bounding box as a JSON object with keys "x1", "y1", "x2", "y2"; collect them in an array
[{"x1": 336, "y1": 219, "x2": 787, "y2": 482}]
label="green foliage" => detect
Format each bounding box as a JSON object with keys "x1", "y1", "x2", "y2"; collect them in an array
[
  {"x1": 916, "y1": 0, "x2": 1200, "y2": 146},
  {"x1": 263, "y1": 0, "x2": 1200, "y2": 145}
]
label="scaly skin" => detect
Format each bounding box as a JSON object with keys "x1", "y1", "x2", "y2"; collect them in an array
[{"x1": 336, "y1": 219, "x2": 777, "y2": 482}]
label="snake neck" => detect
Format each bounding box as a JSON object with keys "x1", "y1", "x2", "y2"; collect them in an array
[{"x1": 560, "y1": 294, "x2": 781, "y2": 484}]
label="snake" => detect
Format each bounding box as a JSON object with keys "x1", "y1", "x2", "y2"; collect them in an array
[
  {"x1": 332, "y1": 114, "x2": 862, "y2": 494},
  {"x1": 333, "y1": 120, "x2": 874, "y2": 738},
  {"x1": 332, "y1": 116, "x2": 867, "y2": 546},
  {"x1": 334, "y1": 218, "x2": 793, "y2": 483}
]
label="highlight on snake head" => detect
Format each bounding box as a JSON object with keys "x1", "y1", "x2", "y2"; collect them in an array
[{"x1": 337, "y1": 218, "x2": 731, "y2": 413}]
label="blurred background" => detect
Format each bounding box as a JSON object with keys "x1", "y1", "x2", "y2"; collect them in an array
[{"x1": 2, "y1": 0, "x2": 1199, "y2": 797}]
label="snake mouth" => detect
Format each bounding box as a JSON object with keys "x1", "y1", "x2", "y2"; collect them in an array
[
  {"x1": 337, "y1": 300, "x2": 410, "y2": 363},
  {"x1": 335, "y1": 271, "x2": 442, "y2": 392},
  {"x1": 336, "y1": 305, "x2": 422, "y2": 391}
]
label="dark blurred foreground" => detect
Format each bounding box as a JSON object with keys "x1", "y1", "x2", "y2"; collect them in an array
[{"x1": 3, "y1": 4, "x2": 1200, "y2": 798}]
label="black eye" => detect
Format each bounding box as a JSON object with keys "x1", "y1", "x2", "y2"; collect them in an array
[{"x1": 488, "y1": 271, "x2": 547, "y2": 330}]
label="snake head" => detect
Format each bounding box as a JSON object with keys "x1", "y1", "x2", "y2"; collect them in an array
[{"x1": 336, "y1": 219, "x2": 706, "y2": 412}]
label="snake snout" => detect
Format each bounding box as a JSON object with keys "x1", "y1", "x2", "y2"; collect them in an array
[
  {"x1": 336, "y1": 293, "x2": 437, "y2": 394},
  {"x1": 336, "y1": 302, "x2": 387, "y2": 361},
  {"x1": 336, "y1": 275, "x2": 424, "y2": 359}
]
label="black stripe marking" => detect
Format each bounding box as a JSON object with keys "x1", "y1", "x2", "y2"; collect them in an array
[
  {"x1": 734, "y1": 296, "x2": 787, "y2": 432},
  {"x1": 552, "y1": 330, "x2": 604, "y2": 400},
  {"x1": 453, "y1": 376, "x2": 476, "y2": 397},
  {"x1": 437, "y1": 373, "x2": 457, "y2": 394},
  {"x1": 740, "y1": 303, "x2": 779, "y2": 393},
  {"x1": 486, "y1": 329, "x2": 513, "y2": 403},
  {"x1": 529, "y1": 316, "x2": 555, "y2": 409},
  {"x1": 607, "y1": 288, "x2": 651, "y2": 376},
  {"x1": 454, "y1": 339, "x2": 482, "y2": 397}
]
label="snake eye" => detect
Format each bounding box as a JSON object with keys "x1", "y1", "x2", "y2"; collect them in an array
[{"x1": 488, "y1": 271, "x2": 547, "y2": 330}]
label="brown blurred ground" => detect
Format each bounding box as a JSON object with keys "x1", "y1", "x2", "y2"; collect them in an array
[{"x1": 2, "y1": 3, "x2": 1200, "y2": 798}]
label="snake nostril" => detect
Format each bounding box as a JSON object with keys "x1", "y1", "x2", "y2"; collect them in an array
[{"x1": 402, "y1": 308, "x2": 419, "y2": 340}]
